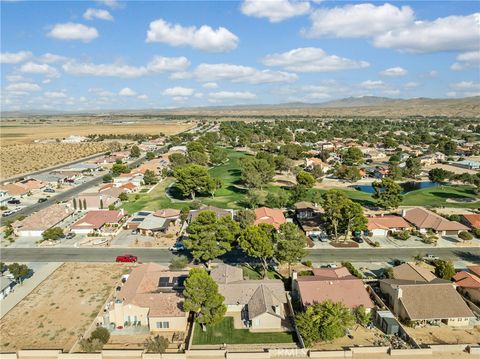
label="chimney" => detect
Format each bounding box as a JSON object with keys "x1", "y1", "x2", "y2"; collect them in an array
[
  {"x1": 291, "y1": 270, "x2": 298, "y2": 282},
  {"x1": 401, "y1": 209, "x2": 407, "y2": 217}
]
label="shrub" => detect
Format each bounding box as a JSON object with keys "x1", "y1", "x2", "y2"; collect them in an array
[
  {"x1": 458, "y1": 231, "x2": 473, "y2": 241},
  {"x1": 473, "y1": 228, "x2": 480, "y2": 239},
  {"x1": 90, "y1": 327, "x2": 110, "y2": 344},
  {"x1": 169, "y1": 255, "x2": 189, "y2": 270},
  {"x1": 80, "y1": 338, "x2": 103, "y2": 352},
  {"x1": 341, "y1": 261, "x2": 363, "y2": 279},
  {"x1": 393, "y1": 230, "x2": 410, "y2": 241},
  {"x1": 144, "y1": 335, "x2": 169, "y2": 353},
  {"x1": 303, "y1": 260, "x2": 313, "y2": 268}
]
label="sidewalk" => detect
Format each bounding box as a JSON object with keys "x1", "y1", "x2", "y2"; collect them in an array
[{"x1": 0, "y1": 262, "x2": 63, "y2": 319}]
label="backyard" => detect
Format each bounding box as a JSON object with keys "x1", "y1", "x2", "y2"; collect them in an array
[{"x1": 192, "y1": 317, "x2": 296, "y2": 345}]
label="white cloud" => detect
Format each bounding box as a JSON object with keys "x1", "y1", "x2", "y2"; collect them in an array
[
  {"x1": 119, "y1": 87, "x2": 137, "y2": 96},
  {"x1": 162, "y1": 86, "x2": 195, "y2": 97},
  {"x1": 450, "y1": 51, "x2": 480, "y2": 71},
  {"x1": 209, "y1": 91, "x2": 256, "y2": 100},
  {"x1": 63, "y1": 61, "x2": 146, "y2": 77},
  {"x1": 360, "y1": 80, "x2": 385, "y2": 89},
  {"x1": 202, "y1": 82, "x2": 218, "y2": 89},
  {"x1": 96, "y1": 0, "x2": 124, "y2": 9},
  {"x1": 83, "y1": 8, "x2": 114, "y2": 21},
  {"x1": 374, "y1": 13, "x2": 480, "y2": 53},
  {"x1": 0, "y1": 51, "x2": 32, "y2": 64},
  {"x1": 404, "y1": 82, "x2": 418, "y2": 89},
  {"x1": 380, "y1": 67, "x2": 407, "y2": 77},
  {"x1": 241, "y1": 0, "x2": 310, "y2": 22},
  {"x1": 44, "y1": 91, "x2": 67, "y2": 98},
  {"x1": 48, "y1": 23, "x2": 99, "y2": 42},
  {"x1": 147, "y1": 56, "x2": 190, "y2": 72},
  {"x1": 450, "y1": 81, "x2": 480, "y2": 91},
  {"x1": 20, "y1": 62, "x2": 60, "y2": 78},
  {"x1": 89, "y1": 87, "x2": 115, "y2": 97},
  {"x1": 261, "y1": 47, "x2": 369, "y2": 72},
  {"x1": 137, "y1": 94, "x2": 148, "y2": 100},
  {"x1": 6, "y1": 82, "x2": 41, "y2": 92},
  {"x1": 169, "y1": 72, "x2": 192, "y2": 80},
  {"x1": 194, "y1": 63, "x2": 297, "y2": 84},
  {"x1": 146, "y1": 19, "x2": 238, "y2": 52},
  {"x1": 421, "y1": 70, "x2": 438, "y2": 78},
  {"x1": 303, "y1": 3, "x2": 413, "y2": 38},
  {"x1": 38, "y1": 53, "x2": 69, "y2": 63},
  {"x1": 6, "y1": 74, "x2": 28, "y2": 82}
]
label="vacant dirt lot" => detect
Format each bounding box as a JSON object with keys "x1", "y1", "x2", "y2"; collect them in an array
[
  {"x1": 312, "y1": 326, "x2": 387, "y2": 350},
  {"x1": 0, "y1": 263, "x2": 129, "y2": 352},
  {"x1": 405, "y1": 325, "x2": 480, "y2": 345},
  {"x1": 424, "y1": 163, "x2": 478, "y2": 175},
  {"x1": 0, "y1": 122, "x2": 194, "y2": 145}
]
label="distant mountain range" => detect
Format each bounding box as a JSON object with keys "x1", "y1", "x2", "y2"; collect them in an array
[{"x1": 2, "y1": 96, "x2": 479, "y2": 118}]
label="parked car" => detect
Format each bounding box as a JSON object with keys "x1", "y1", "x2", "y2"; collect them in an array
[
  {"x1": 38, "y1": 198, "x2": 48, "y2": 203},
  {"x1": 352, "y1": 236, "x2": 364, "y2": 244},
  {"x1": 43, "y1": 188, "x2": 55, "y2": 193},
  {"x1": 169, "y1": 243, "x2": 185, "y2": 253},
  {"x1": 326, "y1": 263, "x2": 338, "y2": 268},
  {"x1": 7, "y1": 198, "x2": 20, "y2": 205},
  {"x1": 66, "y1": 232, "x2": 76, "y2": 239},
  {"x1": 115, "y1": 254, "x2": 138, "y2": 263},
  {"x1": 423, "y1": 254, "x2": 439, "y2": 261},
  {"x1": 12, "y1": 207, "x2": 22, "y2": 213},
  {"x1": 2, "y1": 210, "x2": 14, "y2": 217},
  {"x1": 319, "y1": 233, "x2": 329, "y2": 242}
]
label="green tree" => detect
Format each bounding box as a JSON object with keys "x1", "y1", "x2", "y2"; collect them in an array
[
  {"x1": 72, "y1": 198, "x2": 77, "y2": 210},
  {"x1": 235, "y1": 209, "x2": 256, "y2": 229},
  {"x1": 266, "y1": 189, "x2": 290, "y2": 208},
  {"x1": 354, "y1": 305, "x2": 371, "y2": 326},
  {"x1": 372, "y1": 178, "x2": 403, "y2": 209},
  {"x1": 322, "y1": 190, "x2": 348, "y2": 240},
  {"x1": 340, "y1": 200, "x2": 367, "y2": 240},
  {"x1": 79, "y1": 338, "x2": 103, "y2": 352},
  {"x1": 144, "y1": 335, "x2": 169, "y2": 353},
  {"x1": 404, "y1": 157, "x2": 421, "y2": 179},
  {"x1": 143, "y1": 169, "x2": 158, "y2": 185},
  {"x1": 244, "y1": 189, "x2": 262, "y2": 209},
  {"x1": 102, "y1": 174, "x2": 113, "y2": 183},
  {"x1": 428, "y1": 168, "x2": 453, "y2": 183},
  {"x1": 169, "y1": 255, "x2": 189, "y2": 270},
  {"x1": 239, "y1": 225, "x2": 274, "y2": 278},
  {"x1": 111, "y1": 163, "x2": 130, "y2": 176},
  {"x1": 341, "y1": 147, "x2": 364, "y2": 166},
  {"x1": 185, "y1": 211, "x2": 240, "y2": 264},
  {"x1": 174, "y1": 164, "x2": 215, "y2": 199},
  {"x1": 296, "y1": 301, "x2": 355, "y2": 346},
  {"x1": 8, "y1": 263, "x2": 29, "y2": 283},
  {"x1": 275, "y1": 223, "x2": 307, "y2": 276},
  {"x1": 168, "y1": 153, "x2": 187, "y2": 168},
  {"x1": 240, "y1": 157, "x2": 275, "y2": 189},
  {"x1": 118, "y1": 192, "x2": 128, "y2": 201},
  {"x1": 130, "y1": 145, "x2": 141, "y2": 158},
  {"x1": 145, "y1": 151, "x2": 155, "y2": 160},
  {"x1": 183, "y1": 268, "x2": 226, "y2": 327},
  {"x1": 42, "y1": 227, "x2": 64, "y2": 241},
  {"x1": 189, "y1": 151, "x2": 209, "y2": 166},
  {"x1": 210, "y1": 147, "x2": 227, "y2": 165},
  {"x1": 187, "y1": 141, "x2": 205, "y2": 154},
  {"x1": 434, "y1": 259, "x2": 455, "y2": 280},
  {"x1": 296, "y1": 171, "x2": 316, "y2": 188},
  {"x1": 90, "y1": 327, "x2": 110, "y2": 344},
  {"x1": 336, "y1": 165, "x2": 361, "y2": 182}
]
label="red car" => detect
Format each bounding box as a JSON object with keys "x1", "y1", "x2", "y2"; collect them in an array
[{"x1": 115, "y1": 254, "x2": 138, "y2": 263}]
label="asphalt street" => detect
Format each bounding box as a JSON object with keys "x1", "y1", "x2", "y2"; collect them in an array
[{"x1": 1, "y1": 246, "x2": 479, "y2": 264}]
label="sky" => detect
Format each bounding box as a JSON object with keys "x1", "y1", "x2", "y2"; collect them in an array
[{"x1": 1, "y1": 0, "x2": 479, "y2": 111}]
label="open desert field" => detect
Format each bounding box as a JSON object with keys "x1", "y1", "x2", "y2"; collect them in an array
[
  {"x1": 0, "y1": 121, "x2": 194, "y2": 145},
  {"x1": 0, "y1": 263, "x2": 129, "y2": 352}
]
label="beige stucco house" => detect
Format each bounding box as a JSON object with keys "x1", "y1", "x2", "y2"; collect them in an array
[
  {"x1": 106, "y1": 263, "x2": 189, "y2": 332},
  {"x1": 210, "y1": 264, "x2": 289, "y2": 332}
]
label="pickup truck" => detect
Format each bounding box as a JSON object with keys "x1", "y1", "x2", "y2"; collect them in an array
[{"x1": 115, "y1": 254, "x2": 138, "y2": 263}]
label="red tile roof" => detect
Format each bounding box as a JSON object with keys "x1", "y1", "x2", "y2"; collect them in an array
[
  {"x1": 403, "y1": 208, "x2": 469, "y2": 231},
  {"x1": 367, "y1": 216, "x2": 411, "y2": 231},
  {"x1": 71, "y1": 210, "x2": 125, "y2": 230},
  {"x1": 462, "y1": 214, "x2": 480, "y2": 229},
  {"x1": 254, "y1": 207, "x2": 286, "y2": 229},
  {"x1": 453, "y1": 271, "x2": 480, "y2": 289},
  {"x1": 468, "y1": 265, "x2": 480, "y2": 277}
]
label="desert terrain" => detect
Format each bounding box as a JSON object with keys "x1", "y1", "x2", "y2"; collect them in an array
[{"x1": 0, "y1": 263, "x2": 129, "y2": 352}]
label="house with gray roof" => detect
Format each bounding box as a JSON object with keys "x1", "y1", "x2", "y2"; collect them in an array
[{"x1": 210, "y1": 264, "x2": 289, "y2": 332}]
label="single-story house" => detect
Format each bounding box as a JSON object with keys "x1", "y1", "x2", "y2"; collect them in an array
[
  {"x1": 113, "y1": 173, "x2": 144, "y2": 186},
  {"x1": 211, "y1": 264, "x2": 289, "y2": 332},
  {"x1": 0, "y1": 190, "x2": 11, "y2": 205},
  {"x1": 392, "y1": 262, "x2": 437, "y2": 283},
  {"x1": 293, "y1": 267, "x2": 374, "y2": 312},
  {"x1": 294, "y1": 203, "x2": 324, "y2": 238},
  {"x1": 448, "y1": 160, "x2": 480, "y2": 170},
  {"x1": 188, "y1": 206, "x2": 233, "y2": 223},
  {"x1": 419, "y1": 152, "x2": 446, "y2": 166},
  {"x1": 106, "y1": 263, "x2": 188, "y2": 332},
  {"x1": 379, "y1": 279, "x2": 475, "y2": 327},
  {"x1": 468, "y1": 265, "x2": 480, "y2": 278},
  {"x1": 12, "y1": 204, "x2": 74, "y2": 237},
  {"x1": 461, "y1": 214, "x2": 480, "y2": 230},
  {"x1": 254, "y1": 207, "x2": 286, "y2": 230},
  {"x1": 304, "y1": 158, "x2": 330, "y2": 172},
  {"x1": 0, "y1": 277, "x2": 14, "y2": 300},
  {"x1": 70, "y1": 209, "x2": 127, "y2": 235},
  {"x1": 137, "y1": 209, "x2": 181, "y2": 236},
  {"x1": 453, "y1": 271, "x2": 480, "y2": 305},
  {"x1": 402, "y1": 208, "x2": 469, "y2": 236},
  {"x1": 367, "y1": 215, "x2": 412, "y2": 237},
  {"x1": 0, "y1": 183, "x2": 29, "y2": 197},
  {"x1": 17, "y1": 178, "x2": 47, "y2": 192},
  {"x1": 71, "y1": 193, "x2": 118, "y2": 211}
]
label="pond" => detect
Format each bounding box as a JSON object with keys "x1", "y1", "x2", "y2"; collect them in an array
[{"x1": 351, "y1": 181, "x2": 440, "y2": 194}]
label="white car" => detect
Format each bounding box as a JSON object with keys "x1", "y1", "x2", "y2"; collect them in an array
[
  {"x1": 169, "y1": 243, "x2": 185, "y2": 253},
  {"x1": 423, "y1": 254, "x2": 439, "y2": 261},
  {"x1": 326, "y1": 263, "x2": 338, "y2": 268}
]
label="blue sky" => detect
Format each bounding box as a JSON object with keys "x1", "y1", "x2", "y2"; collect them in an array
[{"x1": 1, "y1": 0, "x2": 479, "y2": 111}]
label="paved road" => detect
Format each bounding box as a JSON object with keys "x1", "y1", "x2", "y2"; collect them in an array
[{"x1": 1, "y1": 247, "x2": 479, "y2": 264}]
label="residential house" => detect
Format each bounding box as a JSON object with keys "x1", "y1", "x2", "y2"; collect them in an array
[
  {"x1": 0, "y1": 183, "x2": 30, "y2": 198},
  {"x1": 70, "y1": 209, "x2": 126, "y2": 235},
  {"x1": 293, "y1": 267, "x2": 374, "y2": 312},
  {"x1": 61, "y1": 135, "x2": 87, "y2": 143},
  {"x1": 294, "y1": 202, "x2": 324, "y2": 239},
  {"x1": 369, "y1": 166, "x2": 390, "y2": 179},
  {"x1": 304, "y1": 157, "x2": 330, "y2": 173},
  {"x1": 0, "y1": 190, "x2": 11, "y2": 205},
  {"x1": 168, "y1": 145, "x2": 188, "y2": 154},
  {"x1": 367, "y1": 215, "x2": 412, "y2": 237},
  {"x1": 188, "y1": 206, "x2": 233, "y2": 223},
  {"x1": 119, "y1": 182, "x2": 138, "y2": 193},
  {"x1": 106, "y1": 263, "x2": 188, "y2": 332},
  {"x1": 254, "y1": 207, "x2": 286, "y2": 230},
  {"x1": 468, "y1": 265, "x2": 480, "y2": 278},
  {"x1": 12, "y1": 204, "x2": 73, "y2": 237},
  {"x1": 315, "y1": 141, "x2": 336, "y2": 151},
  {"x1": 113, "y1": 173, "x2": 144, "y2": 186},
  {"x1": 71, "y1": 193, "x2": 118, "y2": 211},
  {"x1": 137, "y1": 209, "x2": 181, "y2": 236},
  {"x1": 419, "y1": 152, "x2": 446, "y2": 166},
  {"x1": 392, "y1": 263, "x2": 437, "y2": 283},
  {"x1": 402, "y1": 208, "x2": 469, "y2": 236},
  {"x1": 360, "y1": 147, "x2": 387, "y2": 161},
  {"x1": 461, "y1": 214, "x2": 480, "y2": 230},
  {"x1": 449, "y1": 160, "x2": 480, "y2": 170},
  {"x1": 210, "y1": 264, "x2": 289, "y2": 332},
  {"x1": 98, "y1": 186, "x2": 124, "y2": 199},
  {"x1": 17, "y1": 178, "x2": 47, "y2": 192},
  {"x1": 379, "y1": 279, "x2": 474, "y2": 326},
  {"x1": 453, "y1": 271, "x2": 480, "y2": 305}
]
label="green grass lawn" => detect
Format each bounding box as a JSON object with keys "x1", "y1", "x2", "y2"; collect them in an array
[
  {"x1": 402, "y1": 185, "x2": 479, "y2": 208},
  {"x1": 192, "y1": 317, "x2": 296, "y2": 345},
  {"x1": 241, "y1": 264, "x2": 283, "y2": 280}
]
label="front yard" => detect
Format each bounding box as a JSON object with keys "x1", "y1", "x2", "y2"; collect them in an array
[{"x1": 192, "y1": 317, "x2": 296, "y2": 345}]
